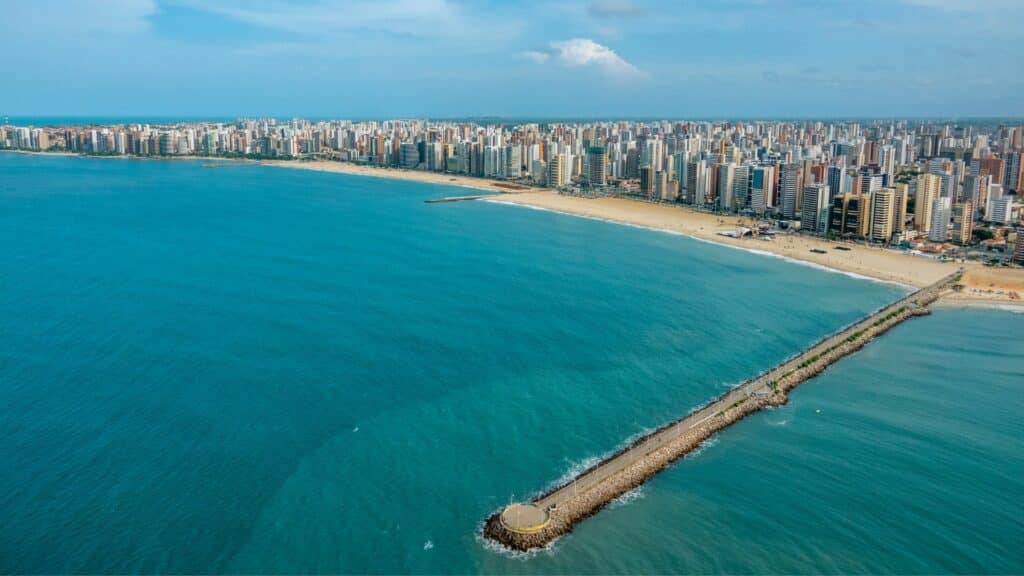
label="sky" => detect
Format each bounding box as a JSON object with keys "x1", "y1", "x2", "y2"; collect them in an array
[{"x1": 2, "y1": 0, "x2": 1022, "y2": 118}]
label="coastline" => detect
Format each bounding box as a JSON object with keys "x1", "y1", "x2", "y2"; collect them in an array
[
  {"x1": 482, "y1": 191, "x2": 1024, "y2": 302},
  {"x1": 484, "y1": 191, "x2": 950, "y2": 288},
  {"x1": 0, "y1": 149, "x2": 259, "y2": 163},
  {"x1": 261, "y1": 159, "x2": 534, "y2": 194},
  {"x1": 7, "y1": 151, "x2": 1022, "y2": 303}
]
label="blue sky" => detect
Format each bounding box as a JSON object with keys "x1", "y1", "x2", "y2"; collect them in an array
[{"x1": 2, "y1": 0, "x2": 1022, "y2": 118}]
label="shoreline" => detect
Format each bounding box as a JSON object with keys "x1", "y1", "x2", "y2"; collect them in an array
[
  {"x1": 261, "y1": 159, "x2": 535, "y2": 195},
  {"x1": 8, "y1": 151, "x2": 1023, "y2": 303},
  {"x1": 0, "y1": 149, "x2": 260, "y2": 163},
  {"x1": 481, "y1": 191, "x2": 1024, "y2": 299},
  {"x1": 484, "y1": 198, "x2": 919, "y2": 292}
]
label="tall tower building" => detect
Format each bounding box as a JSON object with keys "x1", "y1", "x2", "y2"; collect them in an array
[
  {"x1": 801, "y1": 183, "x2": 831, "y2": 234},
  {"x1": 928, "y1": 197, "x2": 952, "y2": 243},
  {"x1": 893, "y1": 182, "x2": 910, "y2": 233},
  {"x1": 780, "y1": 164, "x2": 800, "y2": 219},
  {"x1": 732, "y1": 165, "x2": 751, "y2": 211},
  {"x1": 639, "y1": 165, "x2": 655, "y2": 197},
  {"x1": 685, "y1": 160, "x2": 707, "y2": 206},
  {"x1": 1005, "y1": 152, "x2": 1022, "y2": 192},
  {"x1": 717, "y1": 163, "x2": 736, "y2": 211},
  {"x1": 952, "y1": 202, "x2": 974, "y2": 245},
  {"x1": 915, "y1": 174, "x2": 942, "y2": 233},
  {"x1": 827, "y1": 165, "x2": 844, "y2": 198},
  {"x1": 750, "y1": 166, "x2": 774, "y2": 215},
  {"x1": 869, "y1": 188, "x2": 896, "y2": 243},
  {"x1": 587, "y1": 146, "x2": 607, "y2": 187},
  {"x1": 547, "y1": 154, "x2": 565, "y2": 188}
]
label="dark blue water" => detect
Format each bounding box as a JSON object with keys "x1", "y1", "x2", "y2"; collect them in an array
[{"x1": 1, "y1": 153, "x2": 1020, "y2": 573}]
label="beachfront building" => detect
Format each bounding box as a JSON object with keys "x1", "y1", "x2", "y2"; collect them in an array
[
  {"x1": 915, "y1": 174, "x2": 942, "y2": 234},
  {"x1": 1014, "y1": 229, "x2": 1024, "y2": 264},
  {"x1": 548, "y1": 155, "x2": 566, "y2": 188},
  {"x1": 830, "y1": 193, "x2": 868, "y2": 238},
  {"x1": 869, "y1": 188, "x2": 896, "y2": 243},
  {"x1": 928, "y1": 197, "x2": 952, "y2": 243},
  {"x1": 894, "y1": 182, "x2": 910, "y2": 233},
  {"x1": 780, "y1": 164, "x2": 800, "y2": 219},
  {"x1": 639, "y1": 165, "x2": 655, "y2": 197},
  {"x1": 952, "y1": 202, "x2": 974, "y2": 245},
  {"x1": 587, "y1": 147, "x2": 607, "y2": 187},
  {"x1": 685, "y1": 160, "x2": 708, "y2": 206},
  {"x1": 801, "y1": 183, "x2": 831, "y2": 235},
  {"x1": 750, "y1": 166, "x2": 774, "y2": 215}
]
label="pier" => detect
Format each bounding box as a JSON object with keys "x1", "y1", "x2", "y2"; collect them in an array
[
  {"x1": 483, "y1": 270, "x2": 963, "y2": 551},
  {"x1": 424, "y1": 195, "x2": 488, "y2": 203}
]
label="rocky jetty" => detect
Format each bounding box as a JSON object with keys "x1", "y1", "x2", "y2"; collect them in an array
[{"x1": 484, "y1": 272, "x2": 958, "y2": 551}]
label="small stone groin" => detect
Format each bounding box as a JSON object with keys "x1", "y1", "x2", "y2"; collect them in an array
[
  {"x1": 484, "y1": 271, "x2": 959, "y2": 552},
  {"x1": 424, "y1": 195, "x2": 487, "y2": 203}
]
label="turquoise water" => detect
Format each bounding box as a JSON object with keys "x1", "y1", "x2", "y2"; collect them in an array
[{"x1": 0, "y1": 154, "x2": 1020, "y2": 573}]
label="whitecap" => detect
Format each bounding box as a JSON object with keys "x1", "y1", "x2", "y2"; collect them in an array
[
  {"x1": 608, "y1": 486, "x2": 646, "y2": 509},
  {"x1": 475, "y1": 522, "x2": 562, "y2": 560}
]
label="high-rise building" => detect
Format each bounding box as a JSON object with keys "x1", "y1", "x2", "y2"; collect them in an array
[
  {"x1": 750, "y1": 166, "x2": 773, "y2": 215},
  {"x1": 829, "y1": 193, "x2": 870, "y2": 238},
  {"x1": 869, "y1": 188, "x2": 896, "y2": 243},
  {"x1": 399, "y1": 142, "x2": 419, "y2": 169},
  {"x1": 1005, "y1": 152, "x2": 1022, "y2": 192},
  {"x1": 952, "y1": 202, "x2": 974, "y2": 245},
  {"x1": 986, "y1": 194, "x2": 1013, "y2": 225},
  {"x1": 893, "y1": 182, "x2": 910, "y2": 233},
  {"x1": 685, "y1": 160, "x2": 707, "y2": 206},
  {"x1": 715, "y1": 164, "x2": 735, "y2": 211},
  {"x1": 655, "y1": 170, "x2": 671, "y2": 200},
  {"x1": 827, "y1": 165, "x2": 844, "y2": 199},
  {"x1": 780, "y1": 164, "x2": 800, "y2": 219},
  {"x1": 547, "y1": 154, "x2": 565, "y2": 188},
  {"x1": 979, "y1": 157, "x2": 1006, "y2": 184},
  {"x1": 732, "y1": 165, "x2": 750, "y2": 211},
  {"x1": 928, "y1": 197, "x2": 951, "y2": 243},
  {"x1": 1013, "y1": 229, "x2": 1024, "y2": 264},
  {"x1": 915, "y1": 173, "x2": 942, "y2": 233},
  {"x1": 587, "y1": 146, "x2": 607, "y2": 187},
  {"x1": 801, "y1": 183, "x2": 830, "y2": 235},
  {"x1": 639, "y1": 165, "x2": 655, "y2": 197}
]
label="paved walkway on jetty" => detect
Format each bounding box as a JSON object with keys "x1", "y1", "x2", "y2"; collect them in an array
[{"x1": 493, "y1": 269, "x2": 962, "y2": 541}]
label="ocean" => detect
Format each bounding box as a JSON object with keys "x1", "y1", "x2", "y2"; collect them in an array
[{"x1": 1, "y1": 153, "x2": 1021, "y2": 573}]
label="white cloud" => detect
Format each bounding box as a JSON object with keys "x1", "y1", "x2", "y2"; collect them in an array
[
  {"x1": 519, "y1": 51, "x2": 551, "y2": 64},
  {"x1": 2, "y1": 0, "x2": 157, "y2": 37},
  {"x1": 549, "y1": 38, "x2": 642, "y2": 77},
  {"x1": 172, "y1": 0, "x2": 504, "y2": 42}
]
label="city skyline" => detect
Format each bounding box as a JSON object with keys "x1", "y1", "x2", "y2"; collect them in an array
[{"x1": 3, "y1": 0, "x2": 1023, "y2": 118}]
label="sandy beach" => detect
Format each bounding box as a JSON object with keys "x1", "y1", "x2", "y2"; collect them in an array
[{"x1": 263, "y1": 160, "x2": 533, "y2": 194}]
